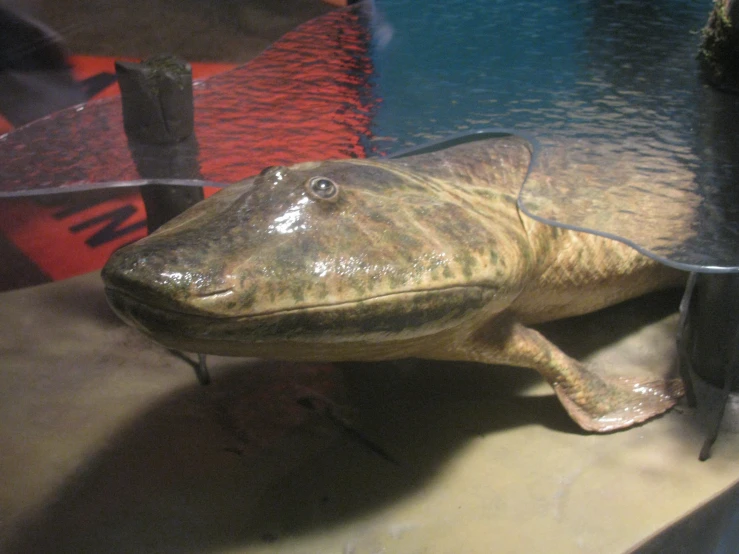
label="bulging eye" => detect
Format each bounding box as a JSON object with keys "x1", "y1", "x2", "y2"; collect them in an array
[
  {"x1": 256, "y1": 166, "x2": 288, "y2": 183},
  {"x1": 305, "y1": 176, "x2": 340, "y2": 202}
]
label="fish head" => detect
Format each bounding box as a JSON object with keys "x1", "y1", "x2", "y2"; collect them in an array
[{"x1": 102, "y1": 143, "x2": 532, "y2": 358}]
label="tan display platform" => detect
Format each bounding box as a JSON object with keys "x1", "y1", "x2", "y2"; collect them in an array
[{"x1": 1, "y1": 274, "x2": 737, "y2": 553}]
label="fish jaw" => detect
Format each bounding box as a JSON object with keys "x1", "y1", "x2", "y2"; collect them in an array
[{"x1": 103, "y1": 281, "x2": 509, "y2": 359}]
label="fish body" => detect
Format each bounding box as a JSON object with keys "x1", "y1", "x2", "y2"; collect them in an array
[{"x1": 102, "y1": 135, "x2": 684, "y2": 432}]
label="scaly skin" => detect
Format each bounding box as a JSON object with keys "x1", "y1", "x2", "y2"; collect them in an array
[{"x1": 102, "y1": 135, "x2": 685, "y2": 432}]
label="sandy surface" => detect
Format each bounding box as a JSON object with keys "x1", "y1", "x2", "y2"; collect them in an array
[{"x1": 1, "y1": 273, "x2": 737, "y2": 553}]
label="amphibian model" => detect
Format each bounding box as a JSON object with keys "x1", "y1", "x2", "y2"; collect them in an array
[{"x1": 102, "y1": 134, "x2": 685, "y2": 432}]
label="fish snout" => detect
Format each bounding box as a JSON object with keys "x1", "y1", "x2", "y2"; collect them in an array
[{"x1": 102, "y1": 241, "x2": 232, "y2": 315}]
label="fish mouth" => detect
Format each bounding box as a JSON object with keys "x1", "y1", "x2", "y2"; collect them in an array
[
  {"x1": 104, "y1": 283, "x2": 499, "y2": 355},
  {"x1": 192, "y1": 287, "x2": 234, "y2": 298}
]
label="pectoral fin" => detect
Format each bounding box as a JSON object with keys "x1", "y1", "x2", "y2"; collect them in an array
[{"x1": 434, "y1": 313, "x2": 683, "y2": 432}]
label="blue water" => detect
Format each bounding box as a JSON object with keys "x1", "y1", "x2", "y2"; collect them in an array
[
  {"x1": 371, "y1": 0, "x2": 581, "y2": 147},
  {"x1": 365, "y1": 0, "x2": 739, "y2": 270},
  {"x1": 369, "y1": 0, "x2": 706, "y2": 150}
]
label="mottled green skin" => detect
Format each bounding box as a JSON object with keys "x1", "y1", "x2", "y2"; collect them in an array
[{"x1": 103, "y1": 135, "x2": 685, "y2": 431}]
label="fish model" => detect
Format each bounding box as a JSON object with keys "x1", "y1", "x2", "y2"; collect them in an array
[{"x1": 102, "y1": 134, "x2": 685, "y2": 432}]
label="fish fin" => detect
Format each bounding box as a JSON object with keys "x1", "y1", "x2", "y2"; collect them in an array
[
  {"x1": 552, "y1": 374, "x2": 684, "y2": 433},
  {"x1": 435, "y1": 313, "x2": 683, "y2": 432}
]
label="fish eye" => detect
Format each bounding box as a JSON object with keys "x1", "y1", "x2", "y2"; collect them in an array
[{"x1": 306, "y1": 176, "x2": 340, "y2": 202}]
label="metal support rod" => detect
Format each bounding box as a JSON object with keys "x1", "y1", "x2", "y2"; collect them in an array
[
  {"x1": 699, "y1": 324, "x2": 739, "y2": 461},
  {"x1": 167, "y1": 350, "x2": 211, "y2": 386},
  {"x1": 683, "y1": 272, "x2": 739, "y2": 459},
  {"x1": 677, "y1": 272, "x2": 698, "y2": 407},
  {"x1": 195, "y1": 353, "x2": 211, "y2": 386}
]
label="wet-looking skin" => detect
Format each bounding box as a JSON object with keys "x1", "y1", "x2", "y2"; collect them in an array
[{"x1": 102, "y1": 135, "x2": 685, "y2": 432}]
